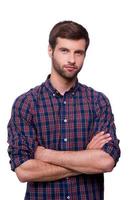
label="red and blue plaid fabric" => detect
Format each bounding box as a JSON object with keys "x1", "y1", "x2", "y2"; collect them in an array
[{"x1": 8, "y1": 76, "x2": 120, "y2": 200}]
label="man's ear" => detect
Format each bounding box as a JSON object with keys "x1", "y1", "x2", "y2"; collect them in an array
[{"x1": 48, "y1": 45, "x2": 53, "y2": 58}]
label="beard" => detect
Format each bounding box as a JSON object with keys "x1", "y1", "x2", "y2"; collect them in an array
[{"x1": 51, "y1": 56, "x2": 83, "y2": 81}]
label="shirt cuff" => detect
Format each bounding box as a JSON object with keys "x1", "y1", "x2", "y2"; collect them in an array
[
  {"x1": 8, "y1": 144, "x2": 38, "y2": 171},
  {"x1": 102, "y1": 140, "x2": 120, "y2": 164}
]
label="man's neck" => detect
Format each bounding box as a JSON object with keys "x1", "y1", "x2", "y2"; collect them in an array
[{"x1": 50, "y1": 73, "x2": 77, "y2": 95}]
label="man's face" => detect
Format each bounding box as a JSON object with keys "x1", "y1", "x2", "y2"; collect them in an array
[{"x1": 48, "y1": 37, "x2": 86, "y2": 80}]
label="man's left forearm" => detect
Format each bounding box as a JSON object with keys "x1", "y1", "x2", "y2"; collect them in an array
[{"x1": 39, "y1": 148, "x2": 115, "y2": 174}]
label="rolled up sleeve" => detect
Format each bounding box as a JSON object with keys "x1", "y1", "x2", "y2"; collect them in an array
[
  {"x1": 93, "y1": 92, "x2": 121, "y2": 164},
  {"x1": 7, "y1": 93, "x2": 38, "y2": 171}
]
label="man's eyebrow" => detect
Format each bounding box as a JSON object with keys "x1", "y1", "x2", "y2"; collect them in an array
[
  {"x1": 75, "y1": 49, "x2": 86, "y2": 54},
  {"x1": 59, "y1": 47, "x2": 69, "y2": 50},
  {"x1": 59, "y1": 47, "x2": 85, "y2": 51}
]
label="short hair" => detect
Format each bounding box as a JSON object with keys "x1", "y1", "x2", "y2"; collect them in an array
[{"x1": 49, "y1": 21, "x2": 90, "y2": 51}]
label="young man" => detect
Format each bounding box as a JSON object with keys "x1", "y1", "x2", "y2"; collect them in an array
[{"x1": 8, "y1": 21, "x2": 120, "y2": 200}]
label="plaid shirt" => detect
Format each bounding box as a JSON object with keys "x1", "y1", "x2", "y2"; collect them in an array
[{"x1": 8, "y1": 76, "x2": 120, "y2": 200}]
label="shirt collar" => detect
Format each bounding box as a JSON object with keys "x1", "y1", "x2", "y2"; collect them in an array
[{"x1": 44, "y1": 74, "x2": 79, "y2": 96}]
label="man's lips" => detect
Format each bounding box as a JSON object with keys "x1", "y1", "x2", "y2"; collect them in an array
[{"x1": 64, "y1": 65, "x2": 78, "y2": 71}]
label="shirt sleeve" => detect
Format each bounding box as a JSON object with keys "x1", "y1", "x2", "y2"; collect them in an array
[
  {"x1": 7, "y1": 93, "x2": 38, "y2": 171},
  {"x1": 93, "y1": 92, "x2": 121, "y2": 164}
]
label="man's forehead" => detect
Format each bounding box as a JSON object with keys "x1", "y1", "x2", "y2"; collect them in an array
[{"x1": 56, "y1": 37, "x2": 86, "y2": 50}]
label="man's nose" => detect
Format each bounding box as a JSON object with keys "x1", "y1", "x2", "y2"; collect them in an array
[{"x1": 68, "y1": 54, "x2": 76, "y2": 65}]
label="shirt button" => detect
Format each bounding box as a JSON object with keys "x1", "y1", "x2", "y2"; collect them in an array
[
  {"x1": 53, "y1": 93, "x2": 56, "y2": 97},
  {"x1": 64, "y1": 101, "x2": 66, "y2": 104},
  {"x1": 64, "y1": 119, "x2": 67, "y2": 123},
  {"x1": 64, "y1": 138, "x2": 68, "y2": 142},
  {"x1": 72, "y1": 92, "x2": 75, "y2": 95},
  {"x1": 67, "y1": 196, "x2": 70, "y2": 199}
]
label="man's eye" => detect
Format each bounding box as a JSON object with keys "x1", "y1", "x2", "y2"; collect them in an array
[
  {"x1": 61, "y1": 49, "x2": 68, "y2": 53},
  {"x1": 75, "y1": 51, "x2": 84, "y2": 56}
]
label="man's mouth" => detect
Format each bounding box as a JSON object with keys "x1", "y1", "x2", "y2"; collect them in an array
[{"x1": 64, "y1": 65, "x2": 78, "y2": 71}]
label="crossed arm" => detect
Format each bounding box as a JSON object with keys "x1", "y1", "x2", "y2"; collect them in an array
[{"x1": 15, "y1": 132, "x2": 115, "y2": 182}]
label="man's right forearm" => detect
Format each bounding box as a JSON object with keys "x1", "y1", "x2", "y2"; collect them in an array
[{"x1": 15, "y1": 159, "x2": 80, "y2": 183}]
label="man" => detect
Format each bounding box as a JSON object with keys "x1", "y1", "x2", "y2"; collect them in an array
[{"x1": 8, "y1": 21, "x2": 120, "y2": 200}]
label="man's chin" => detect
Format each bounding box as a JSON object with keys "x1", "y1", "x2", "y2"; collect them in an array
[{"x1": 62, "y1": 73, "x2": 78, "y2": 81}]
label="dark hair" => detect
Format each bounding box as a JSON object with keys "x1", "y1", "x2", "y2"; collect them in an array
[{"x1": 49, "y1": 21, "x2": 90, "y2": 51}]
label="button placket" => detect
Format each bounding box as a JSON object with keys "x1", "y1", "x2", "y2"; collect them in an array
[
  {"x1": 64, "y1": 118, "x2": 68, "y2": 123},
  {"x1": 64, "y1": 101, "x2": 66, "y2": 105},
  {"x1": 60, "y1": 96, "x2": 68, "y2": 150},
  {"x1": 64, "y1": 138, "x2": 68, "y2": 142}
]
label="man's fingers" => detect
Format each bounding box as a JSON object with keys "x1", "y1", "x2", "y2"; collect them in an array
[
  {"x1": 87, "y1": 136, "x2": 112, "y2": 150},
  {"x1": 87, "y1": 132, "x2": 112, "y2": 150},
  {"x1": 99, "y1": 137, "x2": 112, "y2": 148},
  {"x1": 93, "y1": 131, "x2": 105, "y2": 140},
  {"x1": 99, "y1": 137, "x2": 112, "y2": 145},
  {"x1": 93, "y1": 132, "x2": 111, "y2": 143}
]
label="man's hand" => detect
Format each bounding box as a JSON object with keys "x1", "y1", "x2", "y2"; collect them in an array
[
  {"x1": 35, "y1": 132, "x2": 112, "y2": 161},
  {"x1": 33, "y1": 131, "x2": 114, "y2": 175},
  {"x1": 86, "y1": 131, "x2": 112, "y2": 150}
]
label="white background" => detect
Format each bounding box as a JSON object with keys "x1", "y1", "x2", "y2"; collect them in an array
[{"x1": 0, "y1": 0, "x2": 134, "y2": 199}]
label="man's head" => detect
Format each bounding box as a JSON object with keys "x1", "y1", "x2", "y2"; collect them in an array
[
  {"x1": 48, "y1": 21, "x2": 90, "y2": 81},
  {"x1": 49, "y1": 21, "x2": 90, "y2": 51}
]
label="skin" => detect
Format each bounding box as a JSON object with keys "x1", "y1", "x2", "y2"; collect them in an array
[
  {"x1": 16, "y1": 132, "x2": 112, "y2": 182},
  {"x1": 15, "y1": 38, "x2": 115, "y2": 182},
  {"x1": 48, "y1": 38, "x2": 86, "y2": 94},
  {"x1": 34, "y1": 132, "x2": 113, "y2": 175}
]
